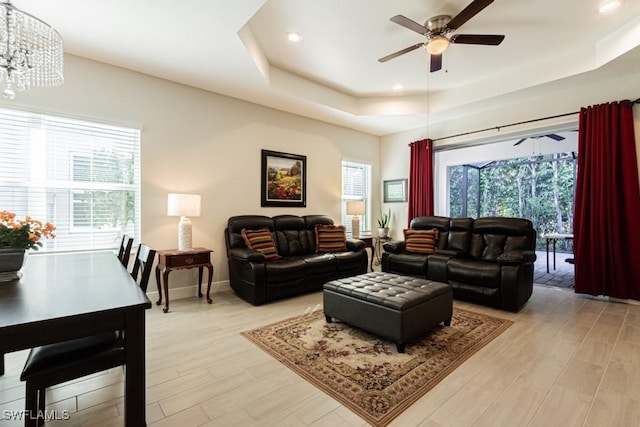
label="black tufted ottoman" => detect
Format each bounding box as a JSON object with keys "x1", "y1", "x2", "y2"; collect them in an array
[{"x1": 323, "y1": 272, "x2": 453, "y2": 353}]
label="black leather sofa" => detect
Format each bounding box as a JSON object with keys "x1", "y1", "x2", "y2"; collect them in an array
[
  {"x1": 225, "y1": 214, "x2": 368, "y2": 305},
  {"x1": 382, "y1": 216, "x2": 536, "y2": 312}
]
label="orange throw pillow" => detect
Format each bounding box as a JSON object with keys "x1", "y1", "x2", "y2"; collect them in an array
[
  {"x1": 241, "y1": 228, "x2": 280, "y2": 260},
  {"x1": 315, "y1": 224, "x2": 347, "y2": 253},
  {"x1": 404, "y1": 228, "x2": 439, "y2": 254}
]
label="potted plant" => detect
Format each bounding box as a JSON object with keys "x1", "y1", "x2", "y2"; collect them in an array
[
  {"x1": 0, "y1": 211, "x2": 56, "y2": 278},
  {"x1": 377, "y1": 209, "x2": 391, "y2": 238}
]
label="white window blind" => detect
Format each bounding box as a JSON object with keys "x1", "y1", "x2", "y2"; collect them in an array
[
  {"x1": 341, "y1": 161, "x2": 372, "y2": 235},
  {"x1": 0, "y1": 108, "x2": 141, "y2": 252}
]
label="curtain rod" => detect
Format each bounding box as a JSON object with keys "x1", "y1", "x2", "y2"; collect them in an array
[{"x1": 429, "y1": 97, "x2": 640, "y2": 143}]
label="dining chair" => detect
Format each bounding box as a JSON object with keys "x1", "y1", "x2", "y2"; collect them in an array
[
  {"x1": 19, "y1": 244, "x2": 156, "y2": 426},
  {"x1": 117, "y1": 234, "x2": 134, "y2": 267},
  {"x1": 131, "y1": 243, "x2": 156, "y2": 292}
]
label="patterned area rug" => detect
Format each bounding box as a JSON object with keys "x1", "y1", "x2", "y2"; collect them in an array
[{"x1": 242, "y1": 308, "x2": 513, "y2": 426}]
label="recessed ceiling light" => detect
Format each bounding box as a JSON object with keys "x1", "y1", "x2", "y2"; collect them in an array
[
  {"x1": 393, "y1": 84, "x2": 404, "y2": 91},
  {"x1": 599, "y1": 0, "x2": 622, "y2": 13},
  {"x1": 286, "y1": 32, "x2": 303, "y2": 42}
]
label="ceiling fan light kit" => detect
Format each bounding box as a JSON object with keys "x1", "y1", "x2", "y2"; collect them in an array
[
  {"x1": 425, "y1": 36, "x2": 450, "y2": 55},
  {"x1": 0, "y1": 0, "x2": 64, "y2": 99},
  {"x1": 379, "y1": 0, "x2": 504, "y2": 72}
]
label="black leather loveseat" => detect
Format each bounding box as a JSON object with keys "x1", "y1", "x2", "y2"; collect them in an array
[
  {"x1": 382, "y1": 216, "x2": 536, "y2": 311},
  {"x1": 225, "y1": 214, "x2": 368, "y2": 305}
]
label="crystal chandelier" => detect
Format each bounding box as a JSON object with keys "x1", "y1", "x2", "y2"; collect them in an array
[{"x1": 0, "y1": 1, "x2": 63, "y2": 99}]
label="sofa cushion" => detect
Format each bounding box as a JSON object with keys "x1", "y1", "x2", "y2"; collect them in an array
[
  {"x1": 275, "y1": 230, "x2": 308, "y2": 256},
  {"x1": 315, "y1": 225, "x2": 347, "y2": 253},
  {"x1": 265, "y1": 258, "x2": 306, "y2": 283},
  {"x1": 404, "y1": 228, "x2": 439, "y2": 254},
  {"x1": 447, "y1": 258, "x2": 501, "y2": 288},
  {"x1": 301, "y1": 253, "x2": 337, "y2": 276},
  {"x1": 481, "y1": 234, "x2": 508, "y2": 261},
  {"x1": 274, "y1": 215, "x2": 311, "y2": 256},
  {"x1": 447, "y1": 218, "x2": 473, "y2": 253},
  {"x1": 241, "y1": 228, "x2": 280, "y2": 260},
  {"x1": 385, "y1": 252, "x2": 429, "y2": 276},
  {"x1": 504, "y1": 235, "x2": 533, "y2": 252}
]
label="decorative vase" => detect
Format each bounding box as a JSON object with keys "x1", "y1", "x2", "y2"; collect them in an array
[
  {"x1": 378, "y1": 227, "x2": 390, "y2": 239},
  {"x1": 0, "y1": 248, "x2": 27, "y2": 281}
]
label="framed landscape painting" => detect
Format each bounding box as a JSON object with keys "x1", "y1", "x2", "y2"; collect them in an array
[{"x1": 261, "y1": 149, "x2": 307, "y2": 207}]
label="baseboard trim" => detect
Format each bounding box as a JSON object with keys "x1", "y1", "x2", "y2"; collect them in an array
[
  {"x1": 607, "y1": 296, "x2": 640, "y2": 305},
  {"x1": 145, "y1": 280, "x2": 231, "y2": 302}
]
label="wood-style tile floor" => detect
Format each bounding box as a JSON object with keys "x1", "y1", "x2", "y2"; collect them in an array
[{"x1": 2, "y1": 283, "x2": 640, "y2": 427}]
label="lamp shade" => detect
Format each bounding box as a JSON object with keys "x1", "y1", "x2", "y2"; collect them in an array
[
  {"x1": 167, "y1": 193, "x2": 201, "y2": 217},
  {"x1": 346, "y1": 200, "x2": 366, "y2": 216}
]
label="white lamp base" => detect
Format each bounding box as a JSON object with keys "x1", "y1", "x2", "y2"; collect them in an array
[
  {"x1": 178, "y1": 216, "x2": 193, "y2": 251},
  {"x1": 352, "y1": 215, "x2": 360, "y2": 239}
]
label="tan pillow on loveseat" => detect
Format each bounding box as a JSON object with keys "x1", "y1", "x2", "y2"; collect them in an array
[
  {"x1": 241, "y1": 228, "x2": 280, "y2": 260},
  {"x1": 315, "y1": 224, "x2": 347, "y2": 253},
  {"x1": 404, "y1": 228, "x2": 439, "y2": 254}
]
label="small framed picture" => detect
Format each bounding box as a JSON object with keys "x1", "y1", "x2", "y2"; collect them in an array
[
  {"x1": 383, "y1": 179, "x2": 407, "y2": 203},
  {"x1": 261, "y1": 149, "x2": 307, "y2": 207}
]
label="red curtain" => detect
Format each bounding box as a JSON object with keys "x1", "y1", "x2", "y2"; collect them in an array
[
  {"x1": 408, "y1": 138, "x2": 434, "y2": 222},
  {"x1": 574, "y1": 100, "x2": 640, "y2": 299}
]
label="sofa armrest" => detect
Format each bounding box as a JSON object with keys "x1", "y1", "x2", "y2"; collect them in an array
[
  {"x1": 383, "y1": 240, "x2": 405, "y2": 253},
  {"x1": 426, "y1": 253, "x2": 451, "y2": 283},
  {"x1": 346, "y1": 239, "x2": 365, "y2": 251},
  {"x1": 497, "y1": 250, "x2": 537, "y2": 265},
  {"x1": 228, "y1": 247, "x2": 266, "y2": 262}
]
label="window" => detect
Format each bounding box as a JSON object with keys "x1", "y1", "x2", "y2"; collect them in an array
[
  {"x1": 341, "y1": 161, "x2": 372, "y2": 235},
  {"x1": 0, "y1": 108, "x2": 140, "y2": 252},
  {"x1": 448, "y1": 153, "x2": 576, "y2": 250}
]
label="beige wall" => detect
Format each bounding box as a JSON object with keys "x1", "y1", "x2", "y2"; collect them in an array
[
  {"x1": 0, "y1": 54, "x2": 380, "y2": 297},
  {"x1": 4, "y1": 52, "x2": 639, "y2": 298},
  {"x1": 381, "y1": 60, "x2": 640, "y2": 240}
]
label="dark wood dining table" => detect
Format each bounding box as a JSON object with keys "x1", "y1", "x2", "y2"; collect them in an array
[{"x1": 0, "y1": 251, "x2": 152, "y2": 426}]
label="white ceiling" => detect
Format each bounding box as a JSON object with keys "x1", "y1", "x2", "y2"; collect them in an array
[{"x1": 19, "y1": 0, "x2": 640, "y2": 136}]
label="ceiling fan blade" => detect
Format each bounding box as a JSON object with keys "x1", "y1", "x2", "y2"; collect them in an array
[
  {"x1": 446, "y1": 0, "x2": 494, "y2": 30},
  {"x1": 450, "y1": 34, "x2": 505, "y2": 45},
  {"x1": 546, "y1": 134, "x2": 566, "y2": 141},
  {"x1": 378, "y1": 43, "x2": 423, "y2": 63},
  {"x1": 513, "y1": 138, "x2": 527, "y2": 146},
  {"x1": 430, "y1": 54, "x2": 442, "y2": 72},
  {"x1": 390, "y1": 15, "x2": 428, "y2": 35}
]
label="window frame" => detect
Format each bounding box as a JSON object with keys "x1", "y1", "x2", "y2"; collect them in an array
[
  {"x1": 0, "y1": 107, "x2": 141, "y2": 253},
  {"x1": 341, "y1": 160, "x2": 372, "y2": 236}
]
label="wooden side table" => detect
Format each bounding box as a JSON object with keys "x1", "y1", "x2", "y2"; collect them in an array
[
  {"x1": 155, "y1": 247, "x2": 213, "y2": 313},
  {"x1": 373, "y1": 236, "x2": 391, "y2": 266},
  {"x1": 357, "y1": 235, "x2": 374, "y2": 272}
]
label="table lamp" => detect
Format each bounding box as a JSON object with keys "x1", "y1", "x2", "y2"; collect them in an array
[
  {"x1": 346, "y1": 200, "x2": 366, "y2": 239},
  {"x1": 167, "y1": 193, "x2": 201, "y2": 251}
]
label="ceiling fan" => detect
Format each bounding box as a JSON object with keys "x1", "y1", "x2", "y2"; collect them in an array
[
  {"x1": 378, "y1": 0, "x2": 505, "y2": 72},
  {"x1": 513, "y1": 134, "x2": 566, "y2": 146}
]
